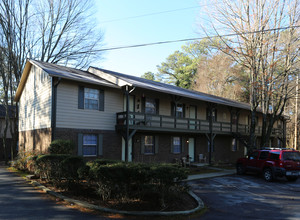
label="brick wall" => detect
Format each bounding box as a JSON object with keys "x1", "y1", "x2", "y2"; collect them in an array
[
  {"x1": 132, "y1": 133, "x2": 245, "y2": 164},
  {"x1": 19, "y1": 128, "x2": 52, "y2": 153},
  {"x1": 55, "y1": 128, "x2": 122, "y2": 160}
]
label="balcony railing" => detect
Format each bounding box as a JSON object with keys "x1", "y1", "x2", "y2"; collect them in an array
[{"x1": 116, "y1": 112, "x2": 283, "y2": 136}]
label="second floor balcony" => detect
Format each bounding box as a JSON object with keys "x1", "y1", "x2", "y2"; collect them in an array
[{"x1": 116, "y1": 112, "x2": 283, "y2": 136}]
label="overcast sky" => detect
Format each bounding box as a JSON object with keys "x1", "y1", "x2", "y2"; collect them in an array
[{"x1": 91, "y1": 0, "x2": 204, "y2": 77}]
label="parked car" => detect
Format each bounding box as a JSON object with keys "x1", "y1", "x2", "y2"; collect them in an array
[{"x1": 236, "y1": 148, "x2": 300, "y2": 181}]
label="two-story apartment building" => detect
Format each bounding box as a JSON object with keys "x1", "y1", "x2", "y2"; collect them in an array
[{"x1": 14, "y1": 60, "x2": 286, "y2": 164}]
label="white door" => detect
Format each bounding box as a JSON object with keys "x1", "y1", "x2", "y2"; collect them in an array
[
  {"x1": 189, "y1": 105, "x2": 196, "y2": 129},
  {"x1": 122, "y1": 137, "x2": 132, "y2": 162},
  {"x1": 188, "y1": 138, "x2": 195, "y2": 162}
]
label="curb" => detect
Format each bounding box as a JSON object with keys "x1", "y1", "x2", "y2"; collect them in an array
[{"x1": 28, "y1": 177, "x2": 204, "y2": 216}]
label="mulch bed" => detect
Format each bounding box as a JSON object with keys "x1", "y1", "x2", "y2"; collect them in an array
[{"x1": 37, "y1": 179, "x2": 198, "y2": 212}]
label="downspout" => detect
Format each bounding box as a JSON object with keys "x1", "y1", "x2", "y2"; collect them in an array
[{"x1": 51, "y1": 77, "x2": 62, "y2": 141}]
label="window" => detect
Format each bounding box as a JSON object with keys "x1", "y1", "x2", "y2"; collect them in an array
[
  {"x1": 259, "y1": 151, "x2": 269, "y2": 160},
  {"x1": 176, "y1": 104, "x2": 184, "y2": 118},
  {"x1": 248, "y1": 151, "x2": 259, "y2": 160},
  {"x1": 206, "y1": 108, "x2": 217, "y2": 121},
  {"x1": 172, "y1": 137, "x2": 182, "y2": 154},
  {"x1": 171, "y1": 103, "x2": 185, "y2": 118},
  {"x1": 83, "y1": 134, "x2": 97, "y2": 156},
  {"x1": 84, "y1": 88, "x2": 99, "y2": 110},
  {"x1": 78, "y1": 86, "x2": 104, "y2": 111},
  {"x1": 144, "y1": 136, "x2": 155, "y2": 154},
  {"x1": 231, "y1": 138, "x2": 237, "y2": 151},
  {"x1": 269, "y1": 152, "x2": 280, "y2": 160},
  {"x1": 145, "y1": 98, "x2": 158, "y2": 114}
]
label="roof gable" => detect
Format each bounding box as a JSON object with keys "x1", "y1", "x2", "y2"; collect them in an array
[{"x1": 14, "y1": 60, "x2": 118, "y2": 101}]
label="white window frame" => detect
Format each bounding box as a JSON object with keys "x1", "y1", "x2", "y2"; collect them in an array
[
  {"x1": 144, "y1": 135, "x2": 155, "y2": 154},
  {"x1": 83, "y1": 134, "x2": 97, "y2": 156},
  {"x1": 172, "y1": 137, "x2": 181, "y2": 154},
  {"x1": 84, "y1": 88, "x2": 99, "y2": 110}
]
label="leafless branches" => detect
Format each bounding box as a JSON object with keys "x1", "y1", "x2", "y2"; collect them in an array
[{"x1": 201, "y1": 0, "x2": 300, "y2": 149}]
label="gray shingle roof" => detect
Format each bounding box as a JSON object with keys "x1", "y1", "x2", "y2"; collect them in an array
[
  {"x1": 21, "y1": 60, "x2": 251, "y2": 111},
  {"x1": 30, "y1": 60, "x2": 118, "y2": 88},
  {"x1": 90, "y1": 66, "x2": 251, "y2": 110}
]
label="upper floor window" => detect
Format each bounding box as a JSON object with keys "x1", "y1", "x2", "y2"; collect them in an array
[
  {"x1": 143, "y1": 98, "x2": 159, "y2": 115},
  {"x1": 84, "y1": 88, "x2": 99, "y2": 110},
  {"x1": 78, "y1": 86, "x2": 104, "y2": 111},
  {"x1": 171, "y1": 103, "x2": 185, "y2": 118},
  {"x1": 206, "y1": 108, "x2": 217, "y2": 121}
]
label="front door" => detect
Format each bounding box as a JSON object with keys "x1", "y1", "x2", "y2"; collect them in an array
[{"x1": 188, "y1": 138, "x2": 195, "y2": 162}]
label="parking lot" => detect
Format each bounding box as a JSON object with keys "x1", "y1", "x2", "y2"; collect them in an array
[{"x1": 190, "y1": 174, "x2": 300, "y2": 220}]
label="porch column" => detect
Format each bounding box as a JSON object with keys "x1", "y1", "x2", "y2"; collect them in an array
[
  {"x1": 207, "y1": 103, "x2": 216, "y2": 165},
  {"x1": 124, "y1": 85, "x2": 130, "y2": 162}
]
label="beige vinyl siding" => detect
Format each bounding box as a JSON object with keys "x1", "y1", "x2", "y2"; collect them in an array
[
  {"x1": 239, "y1": 111, "x2": 249, "y2": 125},
  {"x1": 19, "y1": 66, "x2": 52, "y2": 131},
  {"x1": 56, "y1": 80, "x2": 123, "y2": 130},
  {"x1": 217, "y1": 106, "x2": 230, "y2": 123}
]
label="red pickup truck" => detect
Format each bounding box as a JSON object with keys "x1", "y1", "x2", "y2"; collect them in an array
[{"x1": 236, "y1": 148, "x2": 300, "y2": 181}]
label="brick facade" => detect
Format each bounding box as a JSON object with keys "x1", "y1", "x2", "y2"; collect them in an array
[
  {"x1": 55, "y1": 128, "x2": 122, "y2": 160},
  {"x1": 131, "y1": 132, "x2": 245, "y2": 164},
  {"x1": 18, "y1": 127, "x2": 247, "y2": 164},
  {"x1": 19, "y1": 128, "x2": 52, "y2": 153}
]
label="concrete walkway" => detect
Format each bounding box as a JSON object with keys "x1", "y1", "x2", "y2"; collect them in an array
[
  {"x1": 186, "y1": 168, "x2": 236, "y2": 181},
  {"x1": 0, "y1": 166, "x2": 111, "y2": 220}
]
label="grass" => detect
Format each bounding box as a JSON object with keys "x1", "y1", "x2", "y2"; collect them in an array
[{"x1": 188, "y1": 166, "x2": 221, "y2": 175}]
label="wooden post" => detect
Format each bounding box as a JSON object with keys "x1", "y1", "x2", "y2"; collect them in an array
[{"x1": 125, "y1": 85, "x2": 129, "y2": 162}]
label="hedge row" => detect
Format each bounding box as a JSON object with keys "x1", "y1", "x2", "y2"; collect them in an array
[{"x1": 14, "y1": 140, "x2": 188, "y2": 206}]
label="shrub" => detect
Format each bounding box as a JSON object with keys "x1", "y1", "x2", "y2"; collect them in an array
[
  {"x1": 48, "y1": 139, "x2": 74, "y2": 155},
  {"x1": 35, "y1": 154, "x2": 69, "y2": 182},
  {"x1": 61, "y1": 156, "x2": 85, "y2": 181},
  {"x1": 89, "y1": 162, "x2": 188, "y2": 205},
  {"x1": 86, "y1": 159, "x2": 120, "y2": 181},
  {"x1": 13, "y1": 150, "x2": 40, "y2": 173}
]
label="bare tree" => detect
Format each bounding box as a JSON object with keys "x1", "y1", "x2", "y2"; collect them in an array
[
  {"x1": 201, "y1": 0, "x2": 300, "y2": 150},
  {"x1": 0, "y1": 0, "x2": 104, "y2": 162},
  {"x1": 193, "y1": 52, "x2": 249, "y2": 102}
]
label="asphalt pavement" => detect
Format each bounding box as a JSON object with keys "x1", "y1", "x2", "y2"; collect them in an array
[
  {"x1": 0, "y1": 166, "x2": 112, "y2": 220},
  {"x1": 189, "y1": 174, "x2": 300, "y2": 220}
]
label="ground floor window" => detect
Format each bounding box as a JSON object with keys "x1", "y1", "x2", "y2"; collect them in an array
[
  {"x1": 83, "y1": 134, "x2": 97, "y2": 156},
  {"x1": 144, "y1": 136, "x2": 155, "y2": 154},
  {"x1": 231, "y1": 138, "x2": 237, "y2": 151},
  {"x1": 172, "y1": 137, "x2": 182, "y2": 154}
]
